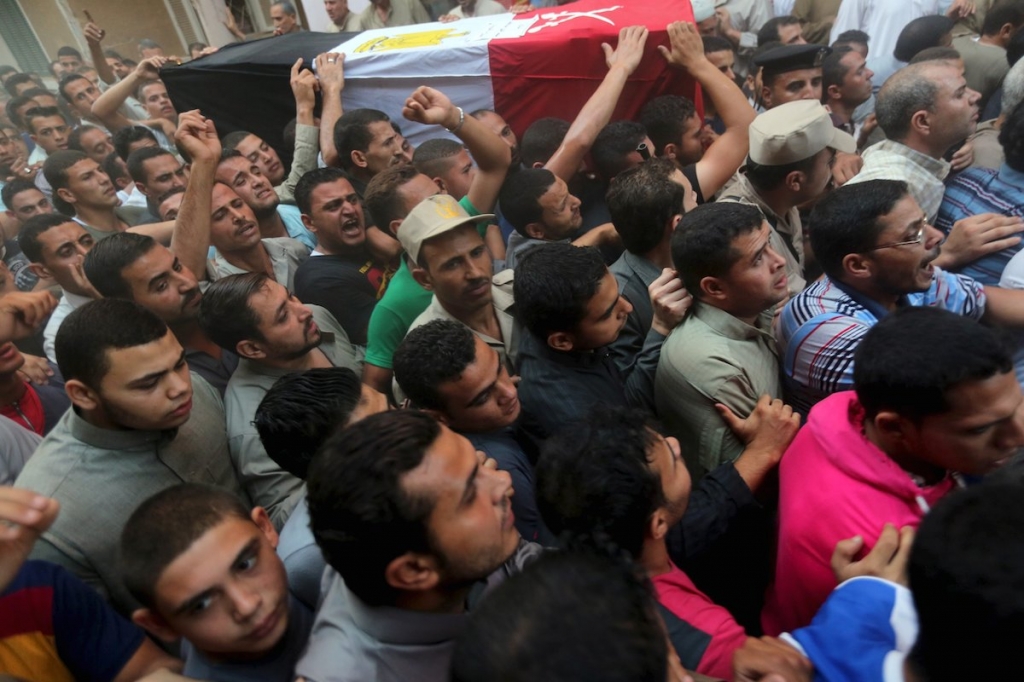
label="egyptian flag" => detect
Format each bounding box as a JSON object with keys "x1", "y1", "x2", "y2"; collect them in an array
[{"x1": 329, "y1": 0, "x2": 701, "y2": 145}]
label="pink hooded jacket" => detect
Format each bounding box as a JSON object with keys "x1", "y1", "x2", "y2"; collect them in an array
[{"x1": 761, "y1": 391, "x2": 958, "y2": 636}]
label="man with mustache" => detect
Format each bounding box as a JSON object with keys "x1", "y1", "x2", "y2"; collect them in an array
[
  {"x1": 399, "y1": 195, "x2": 516, "y2": 372},
  {"x1": 199, "y1": 272, "x2": 361, "y2": 530},
  {"x1": 779, "y1": 179, "x2": 1024, "y2": 413}
]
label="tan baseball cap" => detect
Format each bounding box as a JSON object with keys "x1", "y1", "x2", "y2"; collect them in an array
[
  {"x1": 748, "y1": 100, "x2": 857, "y2": 166},
  {"x1": 398, "y1": 194, "x2": 494, "y2": 264}
]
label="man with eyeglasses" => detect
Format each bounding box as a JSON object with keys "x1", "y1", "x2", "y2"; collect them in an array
[{"x1": 779, "y1": 179, "x2": 1024, "y2": 413}]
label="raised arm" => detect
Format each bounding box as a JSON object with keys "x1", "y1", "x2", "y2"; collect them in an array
[
  {"x1": 403, "y1": 86, "x2": 511, "y2": 213},
  {"x1": 278, "y1": 57, "x2": 321, "y2": 201},
  {"x1": 91, "y1": 56, "x2": 167, "y2": 131},
  {"x1": 317, "y1": 52, "x2": 345, "y2": 168},
  {"x1": 83, "y1": 22, "x2": 117, "y2": 85},
  {"x1": 659, "y1": 21, "x2": 755, "y2": 197},
  {"x1": 544, "y1": 26, "x2": 648, "y2": 182},
  {"x1": 169, "y1": 110, "x2": 220, "y2": 278}
]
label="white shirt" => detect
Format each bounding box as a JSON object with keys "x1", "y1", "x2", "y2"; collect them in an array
[
  {"x1": 774, "y1": 0, "x2": 795, "y2": 15},
  {"x1": 449, "y1": 0, "x2": 507, "y2": 17},
  {"x1": 830, "y1": 0, "x2": 942, "y2": 88},
  {"x1": 43, "y1": 290, "x2": 94, "y2": 364}
]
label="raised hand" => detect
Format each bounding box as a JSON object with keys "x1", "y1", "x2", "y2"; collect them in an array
[
  {"x1": 0, "y1": 291, "x2": 58, "y2": 341},
  {"x1": 658, "y1": 21, "x2": 707, "y2": 72},
  {"x1": 134, "y1": 56, "x2": 167, "y2": 81},
  {"x1": 602, "y1": 25, "x2": 648, "y2": 76},
  {"x1": 290, "y1": 57, "x2": 319, "y2": 111},
  {"x1": 403, "y1": 86, "x2": 457, "y2": 128},
  {"x1": 83, "y1": 21, "x2": 106, "y2": 45},
  {"x1": 649, "y1": 268, "x2": 692, "y2": 335},
  {"x1": 174, "y1": 109, "x2": 221, "y2": 164}
]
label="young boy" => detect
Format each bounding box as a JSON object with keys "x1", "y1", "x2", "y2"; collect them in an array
[{"x1": 120, "y1": 483, "x2": 313, "y2": 681}]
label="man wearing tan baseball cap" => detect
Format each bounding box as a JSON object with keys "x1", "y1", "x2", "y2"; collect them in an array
[
  {"x1": 397, "y1": 194, "x2": 519, "y2": 372},
  {"x1": 720, "y1": 99, "x2": 855, "y2": 294}
]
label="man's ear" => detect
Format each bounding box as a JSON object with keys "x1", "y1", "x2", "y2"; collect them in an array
[
  {"x1": 530, "y1": 161, "x2": 545, "y2": 169},
  {"x1": 65, "y1": 379, "x2": 100, "y2": 412},
  {"x1": 870, "y1": 410, "x2": 916, "y2": 452},
  {"x1": 384, "y1": 552, "x2": 441, "y2": 593},
  {"x1": 524, "y1": 222, "x2": 546, "y2": 240},
  {"x1": 547, "y1": 330, "x2": 575, "y2": 352},
  {"x1": 699, "y1": 275, "x2": 726, "y2": 303},
  {"x1": 411, "y1": 264, "x2": 434, "y2": 291},
  {"x1": 300, "y1": 213, "x2": 318, "y2": 233},
  {"x1": 388, "y1": 218, "x2": 403, "y2": 239},
  {"x1": 55, "y1": 186, "x2": 77, "y2": 207},
  {"x1": 784, "y1": 169, "x2": 805, "y2": 193},
  {"x1": 661, "y1": 142, "x2": 679, "y2": 161},
  {"x1": 27, "y1": 262, "x2": 53, "y2": 280},
  {"x1": 841, "y1": 252, "x2": 874, "y2": 281},
  {"x1": 236, "y1": 338, "x2": 266, "y2": 361},
  {"x1": 351, "y1": 149, "x2": 368, "y2": 170},
  {"x1": 760, "y1": 85, "x2": 773, "y2": 110},
  {"x1": 647, "y1": 507, "x2": 671, "y2": 542},
  {"x1": 826, "y1": 83, "x2": 842, "y2": 103},
  {"x1": 132, "y1": 608, "x2": 179, "y2": 643},
  {"x1": 135, "y1": 181, "x2": 150, "y2": 198},
  {"x1": 432, "y1": 177, "x2": 447, "y2": 193},
  {"x1": 910, "y1": 109, "x2": 931, "y2": 137},
  {"x1": 250, "y1": 506, "x2": 280, "y2": 550}
]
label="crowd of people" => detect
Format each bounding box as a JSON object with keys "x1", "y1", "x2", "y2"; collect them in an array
[{"x1": 3, "y1": 0, "x2": 1024, "y2": 680}]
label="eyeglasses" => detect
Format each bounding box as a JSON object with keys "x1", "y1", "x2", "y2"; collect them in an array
[{"x1": 863, "y1": 220, "x2": 928, "y2": 251}]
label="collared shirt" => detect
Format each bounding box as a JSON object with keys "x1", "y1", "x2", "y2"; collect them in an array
[
  {"x1": 16, "y1": 374, "x2": 245, "y2": 615},
  {"x1": 277, "y1": 493, "x2": 323, "y2": 610},
  {"x1": 324, "y1": 11, "x2": 364, "y2": 32},
  {"x1": 277, "y1": 204, "x2": 317, "y2": 251},
  {"x1": 719, "y1": 174, "x2": 806, "y2": 296},
  {"x1": 184, "y1": 346, "x2": 239, "y2": 398},
  {"x1": 968, "y1": 119, "x2": 1004, "y2": 171},
  {"x1": 73, "y1": 205, "x2": 152, "y2": 243},
  {"x1": 356, "y1": 0, "x2": 431, "y2": 30},
  {"x1": 211, "y1": 237, "x2": 309, "y2": 291},
  {"x1": 516, "y1": 328, "x2": 663, "y2": 442},
  {"x1": 466, "y1": 428, "x2": 538, "y2": 542},
  {"x1": 0, "y1": 415, "x2": 42, "y2": 485},
  {"x1": 778, "y1": 271, "x2": 986, "y2": 413},
  {"x1": 936, "y1": 163, "x2": 1024, "y2": 285},
  {"x1": 847, "y1": 139, "x2": 951, "y2": 221},
  {"x1": 720, "y1": 0, "x2": 775, "y2": 78},
  {"x1": 225, "y1": 305, "x2": 362, "y2": 530},
  {"x1": 656, "y1": 303, "x2": 781, "y2": 477},
  {"x1": 609, "y1": 250, "x2": 661, "y2": 369},
  {"x1": 407, "y1": 270, "x2": 518, "y2": 370},
  {"x1": 42, "y1": 290, "x2": 93, "y2": 364},
  {"x1": 296, "y1": 540, "x2": 542, "y2": 682}
]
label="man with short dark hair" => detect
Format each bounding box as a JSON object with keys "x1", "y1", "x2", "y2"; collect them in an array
[
  {"x1": 513, "y1": 242, "x2": 686, "y2": 437},
  {"x1": 18, "y1": 214, "x2": 99, "y2": 363},
  {"x1": 758, "y1": 16, "x2": 807, "y2": 46},
  {"x1": 606, "y1": 158, "x2": 695, "y2": 374},
  {"x1": 779, "y1": 179, "x2": 1024, "y2": 412},
  {"x1": 656, "y1": 202, "x2": 790, "y2": 477},
  {"x1": 294, "y1": 167, "x2": 393, "y2": 346},
  {"x1": 764, "y1": 306, "x2": 1024, "y2": 635},
  {"x1": 57, "y1": 74, "x2": 104, "y2": 128},
  {"x1": 126, "y1": 146, "x2": 187, "y2": 204},
  {"x1": 297, "y1": 409, "x2": 541, "y2": 682},
  {"x1": 720, "y1": 99, "x2": 856, "y2": 294},
  {"x1": 24, "y1": 106, "x2": 71, "y2": 166},
  {"x1": 752, "y1": 43, "x2": 830, "y2": 110},
  {"x1": 2, "y1": 181, "x2": 52, "y2": 291},
  {"x1": 215, "y1": 150, "x2": 315, "y2": 250},
  {"x1": 395, "y1": 319, "x2": 537, "y2": 539},
  {"x1": 67, "y1": 125, "x2": 115, "y2": 165},
  {"x1": 199, "y1": 272, "x2": 361, "y2": 528},
  {"x1": 821, "y1": 45, "x2": 874, "y2": 136},
  {"x1": 334, "y1": 109, "x2": 412, "y2": 197},
  {"x1": 254, "y1": 367, "x2": 387, "y2": 608},
  {"x1": 953, "y1": 4, "x2": 1024, "y2": 110},
  {"x1": 14, "y1": 298, "x2": 246, "y2": 614}
]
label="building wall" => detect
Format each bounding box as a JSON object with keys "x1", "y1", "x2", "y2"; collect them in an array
[{"x1": 21, "y1": 0, "x2": 188, "y2": 64}]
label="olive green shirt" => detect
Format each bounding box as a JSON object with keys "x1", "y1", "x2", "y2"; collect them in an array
[{"x1": 654, "y1": 302, "x2": 781, "y2": 478}]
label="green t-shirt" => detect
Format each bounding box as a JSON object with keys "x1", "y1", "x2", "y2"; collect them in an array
[{"x1": 364, "y1": 196, "x2": 480, "y2": 369}]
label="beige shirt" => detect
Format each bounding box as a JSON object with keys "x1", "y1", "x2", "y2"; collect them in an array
[
  {"x1": 969, "y1": 119, "x2": 1004, "y2": 171},
  {"x1": 211, "y1": 237, "x2": 309, "y2": 291},
  {"x1": 655, "y1": 303, "x2": 781, "y2": 477},
  {"x1": 357, "y1": 0, "x2": 431, "y2": 30},
  {"x1": 324, "y1": 11, "x2": 364, "y2": 31},
  {"x1": 450, "y1": 0, "x2": 506, "y2": 17},
  {"x1": 719, "y1": 174, "x2": 806, "y2": 297}
]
